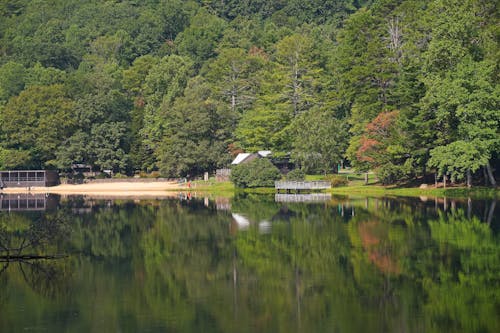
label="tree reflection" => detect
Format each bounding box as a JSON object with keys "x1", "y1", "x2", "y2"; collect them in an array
[
  {"x1": 1, "y1": 196, "x2": 498, "y2": 332},
  {"x1": 0, "y1": 211, "x2": 73, "y2": 300}
]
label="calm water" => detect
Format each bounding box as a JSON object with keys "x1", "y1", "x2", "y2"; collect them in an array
[{"x1": 0, "y1": 193, "x2": 499, "y2": 333}]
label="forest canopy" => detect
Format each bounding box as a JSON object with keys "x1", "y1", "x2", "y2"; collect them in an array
[{"x1": 0, "y1": 0, "x2": 498, "y2": 185}]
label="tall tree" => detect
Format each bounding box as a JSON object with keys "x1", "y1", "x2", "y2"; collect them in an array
[
  {"x1": 202, "y1": 47, "x2": 264, "y2": 127},
  {"x1": 174, "y1": 8, "x2": 227, "y2": 67},
  {"x1": 157, "y1": 77, "x2": 231, "y2": 177},
  {"x1": 1, "y1": 84, "x2": 76, "y2": 168},
  {"x1": 290, "y1": 108, "x2": 349, "y2": 174},
  {"x1": 140, "y1": 55, "x2": 194, "y2": 170}
]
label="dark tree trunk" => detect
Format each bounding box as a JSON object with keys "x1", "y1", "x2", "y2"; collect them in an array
[{"x1": 485, "y1": 162, "x2": 497, "y2": 187}]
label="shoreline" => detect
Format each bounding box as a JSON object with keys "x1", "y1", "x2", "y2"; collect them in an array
[
  {"x1": 1, "y1": 180, "x2": 497, "y2": 200},
  {"x1": 0, "y1": 181, "x2": 187, "y2": 197}
]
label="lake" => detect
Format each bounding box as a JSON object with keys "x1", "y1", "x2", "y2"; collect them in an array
[{"x1": 0, "y1": 193, "x2": 498, "y2": 332}]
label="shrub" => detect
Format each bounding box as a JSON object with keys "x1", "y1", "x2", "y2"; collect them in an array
[
  {"x1": 286, "y1": 168, "x2": 306, "y2": 181},
  {"x1": 231, "y1": 158, "x2": 281, "y2": 188},
  {"x1": 113, "y1": 172, "x2": 128, "y2": 179},
  {"x1": 325, "y1": 174, "x2": 348, "y2": 187},
  {"x1": 95, "y1": 172, "x2": 110, "y2": 179},
  {"x1": 139, "y1": 171, "x2": 161, "y2": 178},
  {"x1": 376, "y1": 162, "x2": 411, "y2": 185}
]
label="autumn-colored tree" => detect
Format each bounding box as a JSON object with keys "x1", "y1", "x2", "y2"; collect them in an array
[{"x1": 356, "y1": 111, "x2": 411, "y2": 183}]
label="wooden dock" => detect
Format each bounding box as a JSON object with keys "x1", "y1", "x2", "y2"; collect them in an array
[{"x1": 275, "y1": 181, "x2": 331, "y2": 192}]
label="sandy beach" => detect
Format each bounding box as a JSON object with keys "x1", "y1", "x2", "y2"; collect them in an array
[{"x1": 0, "y1": 181, "x2": 186, "y2": 197}]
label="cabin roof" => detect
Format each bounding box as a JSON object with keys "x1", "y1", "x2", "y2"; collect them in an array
[
  {"x1": 231, "y1": 153, "x2": 254, "y2": 165},
  {"x1": 258, "y1": 150, "x2": 272, "y2": 157}
]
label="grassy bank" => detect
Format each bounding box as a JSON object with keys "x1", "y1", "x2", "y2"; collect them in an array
[
  {"x1": 186, "y1": 179, "x2": 498, "y2": 199},
  {"x1": 329, "y1": 185, "x2": 498, "y2": 199}
]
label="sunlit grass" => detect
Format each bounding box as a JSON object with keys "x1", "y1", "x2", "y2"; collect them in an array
[{"x1": 178, "y1": 172, "x2": 498, "y2": 199}]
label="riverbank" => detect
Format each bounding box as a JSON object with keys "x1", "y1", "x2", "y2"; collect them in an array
[
  {"x1": 329, "y1": 185, "x2": 499, "y2": 199},
  {"x1": 0, "y1": 181, "x2": 184, "y2": 197},
  {"x1": 1, "y1": 179, "x2": 497, "y2": 199}
]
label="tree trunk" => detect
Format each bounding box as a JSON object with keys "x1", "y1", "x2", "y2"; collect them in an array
[
  {"x1": 443, "y1": 174, "x2": 447, "y2": 189},
  {"x1": 485, "y1": 162, "x2": 497, "y2": 187},
  {"x1": 466, "y1": 169, "x2": 472, "y2": 188}
]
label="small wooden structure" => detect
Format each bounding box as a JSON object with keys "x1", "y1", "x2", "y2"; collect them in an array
[
  {"x1": 275, "y1": 181, "x2": 331, "y2": 193},
  {"x1": 0, "y1": 170, "x2": 59, "y2": 188},
  {"x1": 216, "y1": 168, "x2": 231, "y2": 182}
]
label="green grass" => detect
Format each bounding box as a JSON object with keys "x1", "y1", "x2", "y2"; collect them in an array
[
  {"x1": 305, "y1": 171, "x2": 378, "y2": 186},
  {"x1": 175, "y1": 174, "x2": 498, "y2": 200},
  {"x1": 329, "y1": 184, "x2": 498, "y2": 199}
]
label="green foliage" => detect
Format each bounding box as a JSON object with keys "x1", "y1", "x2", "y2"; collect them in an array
[
  {"x1": 174, "y1": 8, "x2": 227, "y2": 66},
  {"x1": 0, "y1": 147, "x2": 33, "y2": 169},
  {"x1": 286, "y1": 168, "x2": 305, "y2": 181},
  {"x1": 428, "y1": 141, "x2": 488, "y2": 182},
  {"x1": 157, "y1": 76, "x2": 231, "y2": 177},
  {"x1": 376, "y1": 162, "x2": 411, "y2": 185},
  {"x1": 90, "y1": 122, "x2": 129, "y2": 172},
  {"x1": 325, "y1": 174, "x2": 349, "y2": 187},
  {"x1": 290, "y1": 108, "x2": 349, "y2": 174},
  {"x1": 0, "y1": 61, "x2": 26, "y2": 102},
  {"x1": 1, "y1": 84, "x2": 76, "y2": 167},
  {"x1": 0, "y1": 0, "x2": 497, "y2": 185},
  {"x1": 230, "y1": 158, "x2": 281, "y2": 188}
]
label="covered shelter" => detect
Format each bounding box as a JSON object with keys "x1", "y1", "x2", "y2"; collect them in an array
[{"x1": 0, "y1": 170, "x2": 59, "y2": 188}]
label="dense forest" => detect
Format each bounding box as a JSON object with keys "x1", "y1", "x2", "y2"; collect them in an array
[{"x1": 0, "y1": 0, "x2": 498, "y2": 185}]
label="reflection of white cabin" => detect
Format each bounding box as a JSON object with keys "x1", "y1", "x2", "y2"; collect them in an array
[
  {"x1": 231, "y1": 213, "x2": 272, "y2": 234},
  {"x1": 231, "y1": 151, "x2": 272, "y2": 165}
]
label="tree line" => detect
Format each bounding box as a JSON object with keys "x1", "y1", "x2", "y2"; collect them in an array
[{"x1": 0, "y1": 0, "x2": 498, "y2": 185}]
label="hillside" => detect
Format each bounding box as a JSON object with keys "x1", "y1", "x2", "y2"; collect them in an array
[{"x1": 0, "y1": 0, "x2": 498, "y2": 186}]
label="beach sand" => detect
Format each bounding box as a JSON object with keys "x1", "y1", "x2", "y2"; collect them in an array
[{"x1": 0, "y1": 181, "x2": 185, "y2": 197}]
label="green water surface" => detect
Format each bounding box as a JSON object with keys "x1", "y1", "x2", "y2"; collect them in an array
[{"x1": 0, "y1": 194, "x2": 498, "y2": 333}]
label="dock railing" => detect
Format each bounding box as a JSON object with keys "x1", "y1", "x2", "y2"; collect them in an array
[{"x1": 275, "y1": 181, "x2": 331, "y2": 191}]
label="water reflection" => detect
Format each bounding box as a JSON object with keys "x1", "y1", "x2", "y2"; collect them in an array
[
  {"x1": 0, "y1": 194, "x2": 498, "y2": 333},
  {"x1": 0, "y1": 193, "x2": 58, "y2": 211},
  {"x1": 275, "y1": 193, "x2": 332, "y2": 202}
]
